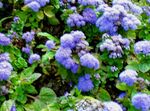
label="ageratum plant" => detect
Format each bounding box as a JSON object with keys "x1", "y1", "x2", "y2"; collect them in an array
[{"x1": 0, "y1": 0, "x2": 150, "y2": 111}]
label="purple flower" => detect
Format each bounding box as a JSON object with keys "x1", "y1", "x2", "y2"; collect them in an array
[
  {"x1": 60, "y1": 34, "x2": 75, "y2": 48},
  {"x1": 45, "y1": 40, "x2": 55, "y2": 50},
  {"x1": 0, "y1": 53, "x2": 10, "y2": 62},
  {"x1": 13, "y1": 16, "x2": 20, "y2": 23},
  {"x1": 0, "y1": 33, "x2": 11, "y2": 46},
  {"x1": 36, "y1": 0, "x2": 50, "y2": 7},
  {"x1": 80, "y1": 53, "x2": 99, "y2": 70},
  {"x1": 118, "y1": 92, "x2": 126, "y2": 99},
  {"x1": 67, "y1": 13, "x2": 86, "y2": 27},
  {"x1": 0, "y1": 2, "x2": 3, "y2": 8},
  {"x1": 132, "y1": 93, "x2": 150, "y2": 111},
  {"x1": 26, "y1": 1, "x2": 41, "y2": 12},
  {"x1": 28, "y1": 54, "x2": 40, "y2": 64},
  {"x1": 111, "y1": 66, "x2": 118, "y2": 72},
  {"x1": 71, "y1": 31, "x2": 86, "y2": 43},
  {"x1": 22, "y1": 31, "x2": 35, "y2": 43},
  {"x1": 119, "y1": 69, "x2": 138, "y2": 86},
  {"x1": 103, "y1": 101, "x2": 123, "y2": 111},
  {"x1": 10, "y1": 105, "x2": 16, "y2": 111},
  {"x1": 82, "y1": 8, "x2": 97, "y2": 24},
  {"x1": 78, "y1": 0, "x2": 104, "y2": 6},
  {"x1": 24, "y1": 0, "x2": 32, "y2": 4},
  {"x1": 0, "y1": 69, "x2": 11, "y2": 81},
  {"x1": 77, "y1": 74, "x2": 94, "y2": 92},
  {"x1": 22, "y1": 45, "x2": 31, "y2": 54},
  {"x1": 134, "y1": 40, "x2": 150, "y2": 55},
  {"x1": 0, "y1": 61, "x2": 13, "y2": 71}
]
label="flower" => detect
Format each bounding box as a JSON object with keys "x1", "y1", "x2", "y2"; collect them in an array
[
  {"x1": 35, "y1": 0, "x2": 50, "y2": 7},
  {"x1": 0, "y1": 69, "x2": 12, "y2": 81},
  {"x1": 103, "y1": 101, "x2": 123, "y2": 111},
  {"x1": 28, "y1": 54, "x2": 40, "y2": 64},
  {"x1": 10, "y1": 105, "x2": 16, "y2": 111},
  {"x1": 0, "y1": 53, "x2": 10, "y2": 62},
  {"x1": 0, "y1": 61, "x2": 13, "y2": 71},
  {"x1": 45, "y1": 40, "x2": 55, "y2": 50},
  {"x1": 111, "y1": 66, "x2": 118, "y2": 72},
  {"x1": 82, "y1": 8, "x2": 97, "y2": 24},
  {"x1": 77, "y1": 74, "x2": 94, "y2": 92},
  {"x1": 134, "y1": 40, "x2": 150, "y2": 55},
  {"x1": 22, "y1": 45, "x2": 31, "y2": 54},
  {"x1": 0, "y1": 33, "x2": 11, "y2": 46},
  {"x1": 0, "y1": 2, "x2": 3, "y2": 8},
  {"x1": 22, "y1": 31, "x2": 35, "y2": 43},
  {"x1": 67, "y1": 13, "x2": 86, "y2": 27},
  {"x1": 13, "y1": 16, "x2": 20, "y2": 23},
  {"x1": 26, "y1": 1, "x2": 41, "y2": 12},
  {"x1": 71, "y1": 31, "x2": 86, "y2": 43},
  {"x1": 80, "y1": 53, "x2": 100, "y2": 69},
  {"x1": 132, "y1": 93, "x2": 150, "y2": 111},
  {"x1": 119, "y1": 69, "x2": 138, "y2": 86},
  {"x1": 78, "y1": 0, "x2": 104, "y2": 6}
]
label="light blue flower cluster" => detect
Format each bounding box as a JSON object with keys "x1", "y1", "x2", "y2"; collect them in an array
[
  {"x1": 112, "y1": 0, "x2": 143, "y2": 14},
  {"x1": 119, "y1": 69, "x2": 138, "y2": 86},
  {"x1": 67, "y1": 13, "x2": 86, "y2": 27},
  {"x1": 82, "y1": 8, "x2": 97, "y2": 24},
  {"x1": 55, "y1": 31, "x2": 98, "y2": 73},
  {"x1": 134, "y1": 40, "x2": 150, "y2": 55},
  {"x1": 22, "y1": 45, "x2": 31, "y2": 55},
  {"x1": 28, "y1": 53, "x2": 40, "y2": 64},
  {"x1": 45, "y1": 40, "x2": 55, "y2": 50},
  {"x1": 142, "y1": 6, "x2": 150, "y2": 16},
  {"x1": 77, "y1": 74, "x2": 94, "y2": 92},
  {"x1": 0, "y1": 53, "x2": 13, "y2": 81},
  {"x1": 24, "y1": 0, "x2": 50, "y2": 12},
  {"x1": 22, "y1": 31, "x2": 35, "y2": 43},
  {"x1": 132, "y1": 93, "x2": 150, "y2": 111},
  {"x1": 78, "y1": 0, "x2": 104, "y2": 7},
  {"x1": 0, "y1": 33, "x2": 11, "y2": 46},
  {"x1": 103, "y1": 101, "x2": 123, "y2": 111},
  {"x1": 80, "y1": 53, "x2": 99, "y2": 70},
  {"x1": 100, "y1": 34, "x2": 130, "y2": 59},
  {"x1": 111, "y1": 66, "x2": 118, "y2": 72},
  {"x1": 96, "y1": 2, "x2": 141, "y2": 35}
]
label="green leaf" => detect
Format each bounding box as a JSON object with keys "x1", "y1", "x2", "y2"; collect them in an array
[
  {"x1": 51, "y1": 0, "x2": 60, "y2": 9},
  {"x1": 0, "y1": 100, "x2": 14, "y2": 111},
  {"x1": 48, "y1": 16, "x2": 60, "y2": 25},
  {"x1": 14, "y1": 57, "x2": 27, "y2": 69},
  {"x1": 37, "y1": 32, "x2": 59, "y2": 43},
  {"x1": 42, "y1": 52, "x2": 55, "y2": 63},
  {"x1": 58, "y1": 65, "x2": 68, "y2": 79},
  {"x1": 39, "y1": 87, "x2": 57, "y2": 103},
  {"x1": 44, "y1": 6, "x2": 55, "y2": 18},
  {"x1": 138, "y1": 63, "x2": 150, "y2": 73},
  {"x1": 96, "y1": 88, "x2": 111, "y2": 101},
  {"x1": 116, "y1": 83, "x2": 128, "y2": 91},
  {"x1": 24, "y1": 85, "x2": 38, "y2": 94},
  {"x1": 23, "y1": 73, "x2": 41, "y2": 84},
  {"x1": 37, "y1": 11, "x2": 44, "y2": 20},
  {"x1": 33, "y1": 100, "x2": 46, "y2": 111}
]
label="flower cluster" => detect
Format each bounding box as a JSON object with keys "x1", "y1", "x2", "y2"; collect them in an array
[
  {"x1": 0, "y1": 53, "x2": 13, "y2": 81},
  {"x1": 77, "y1": 74, "x2": 94, "y2": 92},
  {"x1": 96, "y1": 2, "x2": 141, "y2": 35},
  {"x1": 55, "y1": 31, "x2": 99, "y2": 73},
  {"x1": 28, "y1": 53, "x2": 40, "y2": 64},
  {"x1": 119, "y1": 69, "x2": 138, "y2": 86},
  {"x1": 132, "y1": 93, "x2": 150, "y2": 111},
  {"x1": 103, "y1": 101, "x2": 123, "y2": 111},
  {"x1": 67, "y1": 13, "x2": 86, "y2": 27},
  {"x1": 100, "y1": 34, "x2": 130, "y2": 59},
  {"x1": 45, "y1": 40, "x2": 55, "y2": 50},
  {"x1": 67, "y1": 8, "x2": 97, "y2": 27},
  {"x1": 22, "y1": 31, "x2": 35, "y2": 43},
  {"x1": 112, "y1": 0, "x2": 143, "y2": 14},
  {"x1": 78, "y1": 0, "x2": 104, "y2": 7},
  {"x1": 82, "y1": 8, "x2": 97, "y2": 24},
  {"x1": 24, "y1": 0, "x2": 50, "y2": 12},
  {"x1": 0, "y1": 33, "x2": 11, "y2": 46},
  {"x1": 134, "y1": 40, "x2": 150, "y2": 55}
]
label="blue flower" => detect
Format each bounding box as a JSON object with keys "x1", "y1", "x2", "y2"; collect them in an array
[
  {"x1": 67, "y1": 13, "x2": 86, "y2": 27},
  {"x1": 0, "y1": 61, "x2": 13, "y2": 71},
  {"x1": 36, "y1": 0, "x2": 50, "y2": 7},
  {"x1": 22, "y1": 31, "x2": 35, "y2": 43},
  {"x1": 24, "y1": 0, "x2": 32, "y2": 4},
  {"x1": 28, "y1": 54, "x2": 40, "y2": 64},
  {"x1": 0, "y1": 33, "x2": 11, "y2": 46},
  {"x1": 71, "y1": 31, "x2": 86, "y2": 43},
  {"x1": 10, "y1": 105, "x2": 16, "y2": 111},
  {"x1": 60, "y1": 34, "x2": 75, "y2": 48},
  {"x1": 22, "y1": 45, "x2": 31, "y2": 54},
  {"x1": 13, "y1": 16, "x2": 20, "y2": 23},
  {"x1": 0, "y1": 69, "x2": 11, "y2": 81},
  {"x1": 45, "y1": 40, "x2": 55, "y2": 50},
  {"x1": 82, "y1": 8, "x2": 97, "y2": 24},
  {"x1": 0, "y1": 53, "x2": 10, "y2": 62},
  {"x1": 77, "y1": 74, "x2": 94, "y2": 92},
  {"x1": 0, "y1": 2, "x2": 3, "y2": 8},
  {"x1": 78, "y1": 0, "x2": 104, "y2": 6},
  {"x1": 119, "y1": 69, "x2": 138, "y2": 86},
  {"x1": 26, "y1": 1, "x2": 41, "y2": 12},
  {"x1": 80, "y1": 53, "x2": 99, "y2": 70},
  {"x1": 134, "y1": 40, "x2": 150, "y2": 55},
  {"x1": 132, "y1": 93, "x2": 150, "y2": 111},
  {"x1": 103, "y1": 101, "x2": 123, "y2": 111}
]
